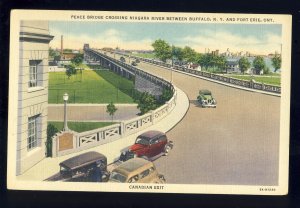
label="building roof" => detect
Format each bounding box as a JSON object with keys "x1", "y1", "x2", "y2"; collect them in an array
[{"x1": 59, "y1": 151, "x2": 107, "y2": 170}]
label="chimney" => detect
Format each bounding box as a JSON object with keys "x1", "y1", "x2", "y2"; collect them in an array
[{"x1": 61, "y1": 35, "x2": 63, "y2": 59}]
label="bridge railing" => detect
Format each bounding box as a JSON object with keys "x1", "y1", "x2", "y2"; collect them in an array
[
  {"x1": 52, "y1": 49, "x2": 177, "y2": 157},
  {"x1": 112, "y1": 51, "x2": 281, "y2": 95}
]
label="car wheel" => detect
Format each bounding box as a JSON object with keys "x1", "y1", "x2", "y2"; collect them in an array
[{"x1": 164, "y1": 145, "x2": 171, "y2": 156}]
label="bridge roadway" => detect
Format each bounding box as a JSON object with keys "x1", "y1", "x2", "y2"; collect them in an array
[{"x1": 99, "y1": 50, "x2": 280, "y2": 185}]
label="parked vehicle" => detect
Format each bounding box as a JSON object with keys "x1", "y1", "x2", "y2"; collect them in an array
[
  {"x1": 109, "y1": 158, "x2": 165, "y2": 183},
  {"x1": 135, "y1": 59, "x2": 140, "y2": 63},
  {"x1": 119, "y1": 130, "x2": 173, "y2": 162},
  {"x1": 197, "y1": 89, "x2": 217, "y2": 108},
  {"x1": 57, "y1": 151, "x2": 109, "y2": 182},
  {"x1": 120, "y1": 56, "x2": 126, "y2": 62},
  {"x1": 131, "y1": 61, "x2": 138, "y2": 66}
]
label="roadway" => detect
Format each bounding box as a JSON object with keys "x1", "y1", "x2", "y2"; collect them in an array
[{"x1": 103, "y1": 51, "x2": 280, "y2": 186}]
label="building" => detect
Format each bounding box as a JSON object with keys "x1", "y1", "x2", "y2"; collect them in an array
[
  {"x1": 17, "y1": 21, "x2": 53, "y2": 175},
  {"x1": 225, "y1": 59, "x2": 240, "y2": 73}
]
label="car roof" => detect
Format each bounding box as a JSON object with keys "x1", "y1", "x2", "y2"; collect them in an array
[
  {"x1": 199, "y1": 89, "x2": 212, "y2": 95},
  {"x1": 138, "y1": 130, "x2": 165, "y2": 140},
  {"x1": 59, "y1": 151, "x2": 107, "y2": 170},
  {"x1": 112, "y1": 158, "x2": 154, "y2": 177}
]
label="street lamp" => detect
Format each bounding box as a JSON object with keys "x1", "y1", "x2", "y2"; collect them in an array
[{"x1": 63, "y1": 93, "x2": 69, "y2": 131}]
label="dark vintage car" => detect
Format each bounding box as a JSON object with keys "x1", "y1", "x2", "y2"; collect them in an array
[
  {"x1": 119, "y1": 130, "x2": 173, "y2": 162},
  {"x1": 47, "y1": 151, "x2": 109, "y2": 182},
  {"x1": 197, "y1": 89, "x2": 217, "y2": 108},
  {"x1": 109, "y1": 158, "x2": 165, "y2": 183},
  {"x1": 120, "y1": 56, "x2": 126, "y2": 62},
  {"x1": 131, "y1": 61, "x2": 138, "y2": 66}
]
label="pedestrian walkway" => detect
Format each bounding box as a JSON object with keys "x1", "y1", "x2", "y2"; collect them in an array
[
  {"x1": 48, "y1": 104, "x2": 139, "y2": 122},
  {"x1": 16, "y1": 86, "x2": 189, "y2": 181}
]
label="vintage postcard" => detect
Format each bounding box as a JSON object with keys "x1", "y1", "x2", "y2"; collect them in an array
[{"x1": 7, "y1": 10, "x2": 291, "y2": 195}]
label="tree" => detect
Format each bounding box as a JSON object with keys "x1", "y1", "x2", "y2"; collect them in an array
[
  {"x1": 271, "y1": 54, "x2": 281, "y2": 72},
  {"x1": 137, "y1": 92, "x2": 157, "y2": 115},
  {"x1": 106, "y1": 102, "x2": 118, "y2": 121},
  {"x1": 46, "y1": 124, "x2": 59, "y2": 157},
  {"x1": 215, "y1": 55, "x2": 227, "y2": 72},
  {"x1": 65, "y1": 64, "x2": 77, "y2": 79},
  {"x1": 238, "y1": 57, "x2": 251, "y2": 74},
  {"x1": 198, "y1": 53, "x2": 213, "y2": 70},
  {"x1": 152, "y1": 39, "x2": 172, "y2": 62},
  {"x1": 71, "y1": 53, "x2": 84, "y2": 66},
  {"x1": 253, "y1": 56, "x2": 266, "y2": 74},
  {"x1": 159, "y1": 88, "x2": 173, "y2": 104},
  {"x1": 49, "y1": 47, "x2": 57, "y2": 57},
  {"x1": 172, "y1": 46, "x2": 184, "y2": 62},
  {"x1": 182, "y1": 46, "x2": 197, "y2": 62}
]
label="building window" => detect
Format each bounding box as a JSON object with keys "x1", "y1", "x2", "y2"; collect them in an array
[
  {"x1": 27, "y1": 115, "x2": 39, "y2": 150},
  {"x1": 29, "y1": 60, "x2": 42, "y2": 88}
]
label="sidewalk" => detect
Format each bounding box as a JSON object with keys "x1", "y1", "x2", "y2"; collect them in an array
[
  {"x1": 16, "y1": 86, "x2": 189, "y2": 181},
  {"x1": 48, "y1": 104, "x2": 139, "y2": 122}
]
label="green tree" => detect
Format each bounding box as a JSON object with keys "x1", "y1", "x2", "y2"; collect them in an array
[
  {"x1": 238, "y1": 57, "x2": 251, "y2": 74},
  {"x1": 71, "y1": 53, "x2": 84, "y2": 66},
  {"x1": 49, "y1": 47, "x2": 57, "y2": 57},
  {"x1": 172, "y1": 46, "x2": 184, "y2": 62},
  {"x1": 182, "y1": 46, "x2": 197, "y2": 62},
  {"x1": 198, "y1": 53, "x2": 213, "y2": 70},
  {"x1": 271, "y1": 54, "x2": 281, "y2": 72},
  {"x1": 106, "y1": 102, "x2": 118, "y2": 121},
  {"x1": 253, "y1": 56, "x2": 266, "y2": 74},
  {"x1": 215, "y1": 55, "x2": 227, "y2": 72},
  {"x1": 65, "y1": 64, "x2": 77, "y2": 79},
  {"x1": 159, "y1": 88, "x2": 173, "y2": 104},
  {"x1": 152, "y1": 39, "x2": 172, "y2": 62},
  {"x1": 137, "y1": 92, "x2": 157, "y2": 115},
  {"x1": 46, "y1": 124, "x2": 59, "y2": 157}
]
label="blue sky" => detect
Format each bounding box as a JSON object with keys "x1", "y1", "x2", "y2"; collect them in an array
[{"x1": 49, "y1": 21, "x2": 282, "y2": 55}]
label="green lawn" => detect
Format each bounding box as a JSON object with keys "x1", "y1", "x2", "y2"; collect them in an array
[
  {"x1": 48, "y1": 70, "x2": 135, "y2": 103},
  {"x1": 228, "y1": 75, "x2": 281, "y2": 86},
  {"x1": 133, "y1": 53, "x2": 155, "y2": 59},
  {"x1": 48, "y1": 121, "x2": 115, "y2": 133}
]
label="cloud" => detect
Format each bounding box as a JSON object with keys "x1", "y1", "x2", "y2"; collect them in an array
[
  {"x1": 179, "y1": 29, "x2": 282, "y2": 55},
  {"x1": 49, "y1": 28, "x2": 153, "y2": 50}
]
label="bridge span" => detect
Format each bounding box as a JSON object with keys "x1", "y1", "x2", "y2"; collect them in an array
[{"x1": 85, "y1": 48, "x2": 281, "y2": 185}]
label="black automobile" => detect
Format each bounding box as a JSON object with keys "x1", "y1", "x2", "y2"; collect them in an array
[
  {"x1": 131, "y1": 61, "x2": 138, "y2": 66},
  {"x1": 120, "y1": 56, "x2": 126, "y2": 62},
  {"x1": 54, "y1": 151, "x2": 109, "y2": 182}
]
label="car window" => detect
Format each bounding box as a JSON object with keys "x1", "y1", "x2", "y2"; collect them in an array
[
  {"x1": 135, "y1": 137, "x2": 149, "y2": 145},
  {"x1": 128, "y1": 175, "x2": 139, "y2": 183},
  {"x1": 159, "y1": 135, "x2": 167, "y2": 142},
  {"x1": 110, "y1": 172, "x2": 127, "y2": 182},
  {"x1": 149, "y1": 138, "x2": 157, "y2": 145},
  {"x1": 139, "y1": 169, "x2": 150, "y2": 179}
]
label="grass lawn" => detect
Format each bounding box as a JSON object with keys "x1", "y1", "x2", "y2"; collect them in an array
[
  {"x1": 228, "y1": 75, "x2": 281, "y2": 86},
  {"x1": 48, "y1": 121, "x2": 115, "y2": 133},
  {"x1": 49, "y1": 70, "x2": 135, "y2": 103},
  {"x1": 133, "y1": 53, "x2": 155, "y2": 59}
]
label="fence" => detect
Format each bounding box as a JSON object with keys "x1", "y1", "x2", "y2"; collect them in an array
[
  {"x1": 52, "y1": 50, "x2": 177, "y2": 157},
  {"x1": 114, "y1": 51, "x2": 281, "y2": 95}
]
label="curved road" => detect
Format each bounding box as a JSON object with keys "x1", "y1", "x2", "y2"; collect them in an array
[{"x1": 107, "y1": 52, "x2": 280, "y2": 186}]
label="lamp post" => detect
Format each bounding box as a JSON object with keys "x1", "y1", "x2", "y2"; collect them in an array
[{"x1": 63, "y1": 93, "x2": 69, "y2": 131}]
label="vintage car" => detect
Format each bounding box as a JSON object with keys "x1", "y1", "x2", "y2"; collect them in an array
[
  {"x1": 120, "y1": 56, "x2": 126, "y2": 62},
  {"x1": 131, "y1": 61, "x2": 138, "y2": 66},
  {"x1": 197, "y1": 89, "x2": 217, "y2": 108},
  {"x1": 56, "y1": 151, "x2": 109, "y2": 182},
  {"x1": 119, "y1": 130, "x2": 173, "y2": 162},
  {"x1": 109, "y1": 158, "x2": 165, "y2": 183}
]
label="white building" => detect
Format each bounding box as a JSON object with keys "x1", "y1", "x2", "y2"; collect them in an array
[{"x1": 16, "y1": 21, "x2": 53, "y2": 175}]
